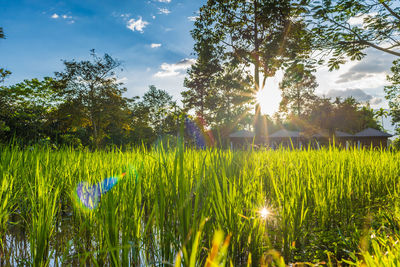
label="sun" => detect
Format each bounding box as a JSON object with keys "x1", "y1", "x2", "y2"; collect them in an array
[
  {"x1": 255, "y1": 87, "x2": 282, "y2": 116},
  {"x1": 254, "y1": 74, "x2": 283, "y2": 116},
  {"x1": 258, "y1": 207, "x2": 272, "y2": 220}
]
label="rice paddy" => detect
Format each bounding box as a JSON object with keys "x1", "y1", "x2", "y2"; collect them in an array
[{"x1": 1, "y1": 143, "x2": 400, "y2": 266}]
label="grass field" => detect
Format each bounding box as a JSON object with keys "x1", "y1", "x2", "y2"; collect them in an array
[{"x1": 1, "y1": 143, "x2": 400, "y2": 266}]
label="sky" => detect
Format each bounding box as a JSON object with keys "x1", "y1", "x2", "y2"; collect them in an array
[
  {"x1": 0, "y1": 0, "x2": 204, "y2": 100},
  {"x1": 0, "y1": 0, "x2": 397, "y2": 133}
]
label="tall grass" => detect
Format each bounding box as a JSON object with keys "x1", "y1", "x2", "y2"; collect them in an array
[{"x1": 0, "y1": 143, "x2": 399, "y2": 265}]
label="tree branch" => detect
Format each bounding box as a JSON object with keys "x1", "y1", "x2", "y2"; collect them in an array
[
  {"x1": 326, "y1": 15, "x2": 400, "y2": 56},
  {"x1": 360, "y1": 39, "x2": 400, "y2": 56},
  {"x1": 380, "y1": 1, "x2": 400, "y2": 22}
]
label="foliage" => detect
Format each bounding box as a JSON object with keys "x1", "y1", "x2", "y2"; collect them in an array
[
  {"x1": 293, "y1": 96, "x2": 381, "y2": 134},
  {"x1": 212, "y1": 62, "x2": 254, "y2": 130},
  {"x1": 0, "y1": 69, "x2": 11, "y2": 84},
  {"x1": 54, "y1": 50, "x2": 132, "y2": 148},
  {"x1": 308, "y1": 0, "x2": 400, "y2": 70},
  {"x1": 0, "y1": 77, "x2": 61, "y2": 143},
  {"x1": 308, "y1": 1, "x2": 400, "y2": 133},
  {"x1": 374, "y1": 107, "x2": 389, "y2": 130},
  {"x1": 182, "y1": 39, "x2": 222, "y2": 122},
  {"x1": 192, "y1": 0, "x2": 313, "y2": 140},
  {"x1": 0, "y1": 27, "x2": 10, "y2": 85},
  {"x1": 385, "y1": 59, "x2": 400, "y2": 134},
  {"x1": 183, "y1": 56, "x2": 253, "y2": 136},
  {"x1": 142, "y1": 85, "x2": 179, "y2": 136},
  {"x1": 279, "y1": 61, "x2": 318, "y2": 117},
  {"x1": 0, "y1": 145, "x2": 400, "y2": 265}
]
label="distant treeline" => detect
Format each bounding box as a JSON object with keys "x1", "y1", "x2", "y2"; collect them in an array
[
  {"x1": 2, "y1": 5, "x2": 397, "y2": 149},
  {"x1": 0, "y1": 50, "x2": 382, "y2": 149}
]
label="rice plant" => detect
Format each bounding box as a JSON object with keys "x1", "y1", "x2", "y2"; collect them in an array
[{"x1": 1, "y1": 143, "x2": 400, "y2": 266}]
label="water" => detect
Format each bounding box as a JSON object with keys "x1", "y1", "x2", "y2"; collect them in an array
[{"x1": 1, "y1": 212, "x2": 166, "y2": 266}]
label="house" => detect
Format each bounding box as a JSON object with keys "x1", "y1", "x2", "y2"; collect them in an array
[
  {"x1": 229, "y1": 130, "x2": 255, "y2": 149},
  {"x1": 269, "y1": 129, "x2": 303, "y2": 149},
  {"x1": 354, "y1": 128, "x2": 393, "y2": 148},
  {"x1": 229, "y1": 127, "x2": 393, "y2": 149},
  {"x1": 311, "y1": 130, "x2": 353, "y2": 148}
]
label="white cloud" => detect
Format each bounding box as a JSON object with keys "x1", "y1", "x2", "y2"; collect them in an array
[
  {"x1": 370, "y1": 97, "x2": 383, "y2": 105},
  {"x1": 151, "y1": 43, "x2": 162, "y2": 48},
  {"x1": 348, "y1": 13, "x2": 378, "y2": 27},
  {"x1": 336, "y1": 50, "x2": 393, "y2": 84},
  {"x1": 323, "y1": 88, "x2": 384, "y2": 109},
  {"x1": 325, "y1": 88, "x2": 375, "y2": 102},
  {"x1": 126, "y1": 17, "x2": 149, "y2": 33},
  {"x1": 116, "y1": 77, "x2": 128, "y2": 84},
  {"x1": 158, "y1": 8, "x2": 171, "y2": 14},
  {"x1": 154, "y1": 58, "x2": 196, "y2": 77},
  {"x1": 315, "y1": 48, "x2": 395, "y2": 97},
  {"x1": 157, "y1": 0, "x2": 171, "y2": 2},
  {"x1": 187, "y1": 16, "x2": 198, "y2": 22},
  {"x1": 152, "y1": 15, "x2": 156, "y2": 19},
  {"x1": 51, "y1": 13, "x2": 75, "y2": 23}
]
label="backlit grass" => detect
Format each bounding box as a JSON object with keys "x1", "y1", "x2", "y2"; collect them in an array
[{"x1": 0, "y1": 143, "x2": 399, "y2": 266}]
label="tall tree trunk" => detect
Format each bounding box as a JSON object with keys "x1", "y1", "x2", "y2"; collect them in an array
[
  {"x1": 297, "y1": 86, "x2": 301, "y2": 116},
  {"x1": 253, "y1": 0, "x2": 267, "y2": 145},
  {"x1": 89, "y1": 84, "x2": 98, "y2": 148},
  {"x1": 200, "y1": 87, "x2": 204, "y2": 119}
]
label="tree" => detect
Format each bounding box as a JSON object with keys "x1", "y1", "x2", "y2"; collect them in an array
[
  {"x1": 0, "y1": 77, "x2": 61, "y2": 143},
  {"x1": 309, "y1": 0, "x2": 400, "y2": 70},
  {"x1": 182, "y1": 40, "x2": 222, "y2": 122},
  {"x1": 0, "y1": 69, "x2": 11, "y2": 84},
  {"x1": 304, "y1": 96, "x2": 335, "y2": 133},
  {"x1": 127, "y1": 86, "x2": 181, "y2": 146},
  {"x1": 192, "y1": 0, "x2": 312, "y2": 141},
  {"x1": 358, "y1": 104, "x2": 381, "y2": 131},
  {"x1": 385, "y1": 58, "x2": 400, "y2": 133},
  {"x1": 0, "y1": 27, "x2": 13, "y2": 138},
  {"x1": 279, "y1": 62, "x2": 317, "y2": 117},
  {"x1": 0, "y1": 28, "x2": 11, "y2": 86},
  {"x1": 213, "y1": 62, "x2": 254, "y2": 130},
  {"x1": 374, "y1": 107, "x2": 389, "y2": 129},
  {"x1": 128, "y1": 101, "x2": 155, "y2": 145},
  {"x1": 305, "y1": 96, "x2": 380, "y2": 134},
  {"x1": 55, "y1": 50, "x2": 131, "y2": 147},
  {"x1": 306, "y1": 1, "x2": 399, "y2": 132},
  {"x1": 142, "y1": 85, "x2": 177, "y2": 136}
]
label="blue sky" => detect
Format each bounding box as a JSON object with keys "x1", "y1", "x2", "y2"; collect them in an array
[
  {"x1": 0, "y1": 0, "x2": 204, "y2": 99},
  {"x1": 0, "y1": 0, "x2": 397, "y2": 132}
]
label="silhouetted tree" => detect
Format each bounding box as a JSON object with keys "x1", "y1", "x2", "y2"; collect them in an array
[
  {"x1": 385, "y1": 59, "x2": 400, "y2": 134},
  {"x1": 0, "y1": 78, "x2": 61, "y2": 143},
  {"x1": 192, "y1": 0, "x2": 312, "y2": 143},
  {"x1": 279, "y1": 62, "x2": 317, "y2": 117},
  {"x1": 309, "y1": 0, "x2": 400, "y2": 70},
  {"x1": 55, "y1": 50, "x2": 131, "y2": 147}
]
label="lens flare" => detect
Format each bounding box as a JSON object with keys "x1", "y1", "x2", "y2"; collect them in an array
[
  {"x1": 259, "y1": 207, "x2": 271, "y2": 220},
  {"x1": 74, "y1": 172, "x2": 127, "y2": 211},
  {"x1": 185, "y1": 115, "x2": 214, "y2": 148}
]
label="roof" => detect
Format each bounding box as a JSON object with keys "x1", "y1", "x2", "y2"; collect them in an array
[
  {"x1": 335, "y1": 131, "x2": 353, "y2": 137},
  {"x1": 229, "y1": 130, "x2": 255, "y2": 138},
  {"x1": 354, "y1": 128, "x2": 393, "y2": 137},
  {"x1": 269, "y1": 129, "x2": 301, "y2": 138},
  {"x1": 312, "y1": 130, "x2": 352, "y2": 138}
]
